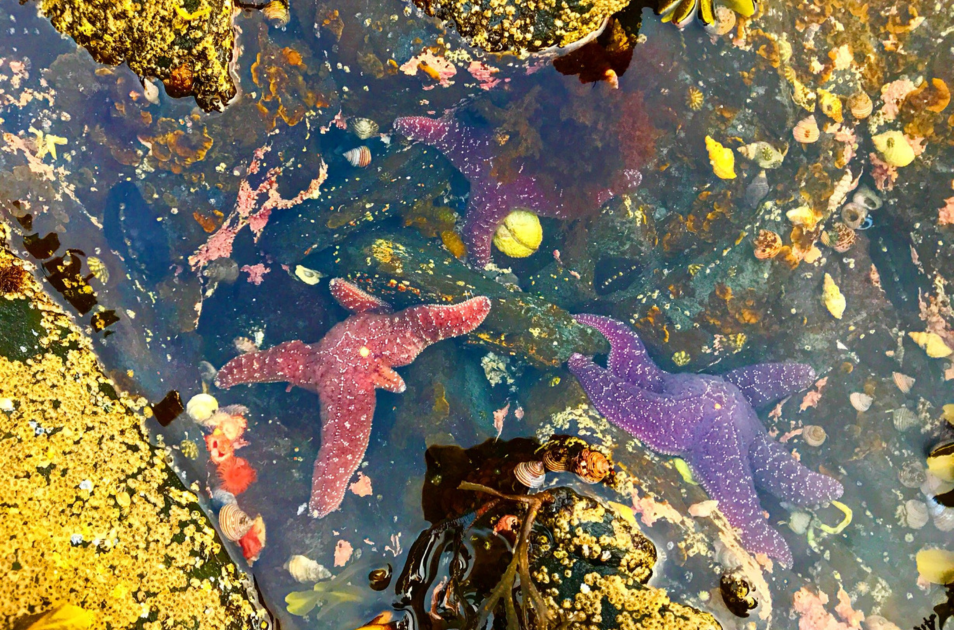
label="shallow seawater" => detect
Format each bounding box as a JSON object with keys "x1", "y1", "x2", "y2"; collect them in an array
[{"x1": 2, "y1": 0, "x2": 954, "y2": 628}]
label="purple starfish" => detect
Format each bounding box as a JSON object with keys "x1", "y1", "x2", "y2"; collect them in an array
[
  {"x1": 393, "y1": 115, "x2": 639, "y2": 267},
  {"x1": 567, "y1": 315, "x2": 843, "y2": 568}
]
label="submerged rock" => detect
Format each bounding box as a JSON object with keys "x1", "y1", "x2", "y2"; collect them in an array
[{"x1": 36, "y1": 0, "x2": 253, "y2": 111}]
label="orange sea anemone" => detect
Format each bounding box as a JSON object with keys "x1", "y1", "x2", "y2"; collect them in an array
[
  {"x1": 217, "y1": 457, "x2": 258, "y2": 495},
  {"x1": 205, "y1": 434, "x2": 234, "y2": 464},
  {"x1": 239, "y1": 515, "x2": 266, "y2": 564},
  {"x1": 217, "y1": 412, "x2": 247, "y2": 442}
]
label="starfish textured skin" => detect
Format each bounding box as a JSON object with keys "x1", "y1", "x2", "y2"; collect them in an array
[
  {"x1": 216, "y1": 279, "x2": 491, "y2": 517},
  {"x1": 567, "y1": 314, "x2": 843, "y2": 567},
  {"x1": 393, "y1": 115, "x2": 613, "y2": 268}
]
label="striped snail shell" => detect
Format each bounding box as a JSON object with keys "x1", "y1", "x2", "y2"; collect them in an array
[
  {"x1": 344, "y1": 146, "x2": 372, "y2": 168},
  {"x1": 514, "y1": 461, "x2": 546, "y2": 489},
  {"x1": 218, "y1": 503, "x2": 253, "y2": 541},
  {"x1": 541, "y1": 447, "x2": 571, "y2": 472},
  {"x1": 573, "y1": 449, "x2": 610, "y2": 484},
  {"x1": 349, "y1": 117, "x2": 379, "y2": 140}
]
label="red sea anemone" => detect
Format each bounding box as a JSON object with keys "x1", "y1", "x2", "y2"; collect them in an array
[
  {"x1": 204, "y1": 433, "x2": 234, "y2": 464},
  {"x1": 239, "y1": 515, "x2": 266, "y2": 564},
  {"x1": 217, "y1": 457, "x2": 258, "y2": 495}
]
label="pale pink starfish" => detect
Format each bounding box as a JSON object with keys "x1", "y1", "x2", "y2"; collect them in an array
[{"x1": 216, "y1": 279, "x2": 491, "y2": 517}]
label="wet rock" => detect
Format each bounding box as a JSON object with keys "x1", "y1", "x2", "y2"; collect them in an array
[{"x1": 37, "y1": 0, "x2": 250, "y2": 111}]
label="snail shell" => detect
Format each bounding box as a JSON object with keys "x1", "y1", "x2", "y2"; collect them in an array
[
  {"x1": 514, "y1": 461, "x2": 546, "y2": 489},
  {"x1": 891, "y1": 407, "x2": 919, "y2": 432},
  {"x1": 573, "y1": 449, "x2": 610, "y2": 484},
  {"x1": 262, "y1": 1, "x2": 290, "y2": 26},
  {"x1": 218, "y1": 504, "x2": 253, "y2": 541},
  {"x1": 286, "y1": 554, "x2": 331, "y2": 583},
  {"x1": 934, "y1": 506, "x2": 954, "y2": 532},
  {"x1": 349, "y1": 118, "x2": 380, "y2": 140},
  {"x1": 368, "y1": 564, "x2": 393, "y2": 591},
  {"x1": 344, "y1": 146, "x2": 372, "y2": 168},
  {"x1": 898, "y1": 460, "x2": 926, "y2": 488},
  {"x1": 904, "y1": 499, "x2": 930, "y2": 529},
  {"x1": 802, "y1": 425, "x2": 827, "y2": 447},
  {"x1": 542, "y1": 447, "x2": 572, "y2": 472},
  {"x1": 841, "y1": 202, "x2": 868, "y2": 230}
]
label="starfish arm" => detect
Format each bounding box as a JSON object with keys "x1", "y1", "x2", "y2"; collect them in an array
[
  {"x1": 329, "y1": 278, "x2": 393, "y2": 314},
  {"x1": 721, "y1": 363, "x2": 816, "y2": 408},
  {"x1": 462, "y1": 183, "x2": 514, "y2": 268},
  {"x1": 392, "y1": 116, "x2": 490, "y2": 180},
  {"x1": 310, "y1": 383, "x2": 376, "y2": 517},
  {"x1": 398, "y1": 296, "x2": 492, "y2": 347},
  {"x1": 371, "y1": 362, "x2": 406, "y2": 393},
  {"x1": 567, "y1": 354, "x2": 694, "y2": 454},
  {"x1": 687, "y1": 421, "x2": 794, "y2": 568},
  {"x1": 748, "y1": 433, "x2": 844, "y2": 507},
  {"x1": 573, "y1": 314, "x2": 666, "y2": 391},
  {"x1": 215, "y1": 340, "x2": 316, "y2": 390}
]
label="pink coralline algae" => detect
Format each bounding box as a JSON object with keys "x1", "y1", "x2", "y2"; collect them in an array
[
  {"x1": 880, "y1": 79, "x2": 916, "y2": 120},
  {"x1": 393, "y1": 115, "x2": 629, "y2": 267},
  {"x1": 940, "y1": 195, "x2": 954, "y2": 226},
  {"x1": 399, "y1": 50, "x2": 457, "y2": 89},
  {"x1": 240, "y1": 263, "x2": 270, "y2": 285},
  {"x1": 869, "y1": 152, "x2": 898, "y2": 191},
  {"x1": 189, "y1": 144, "x2": 328, "y2": 270},
  {"x1": 792, "y1": 587, "x2": 864, "y2": 630},
  {"x1": 467, "y1": 61, "x2": 501, "y2": 90},
  {"x1": 215, "y1": 279, "x2": 491, "y2": 518}
]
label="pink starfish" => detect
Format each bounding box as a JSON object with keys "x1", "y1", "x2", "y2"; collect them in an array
[{"x1": 216, "y1": 279, "x2": 491, "y2": 517}]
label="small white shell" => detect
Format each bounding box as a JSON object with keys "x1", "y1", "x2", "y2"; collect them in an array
[
  {"x1": 788, "y1": 511, "x2": 812, "y2": 535},
  {"x1": 849, "y1": 392, "x2": 873, "y2": 412},
  {"x1": 142, "y1": 78, "x2": 160, "y2": 105},
  {"x1": 294, "y1": 265, "x2": 324, "y2": 285},
  {"x1": 286, "y1": 554, "x2": 332, "y2": 583},
  {"x1": 349, "y1": 118, "x2": 380, "y2": 140},
  {"x1": 344, "y1": 146, "x2": 372, "y2": 168},
  {"x1": 186, "y1": 393, "x2": 218, "y2": 423},
  {"x1": 934, "y1": 506, "x2": 954, "y2": 532},
  {"x1": 903, "y1": 499, "x2": 929, "y2": 529},
  {"x1": 891, "y1": 407, "x2": 918, "y2": 432},
  {"x1": 218, "y1": 504, "x2": 253, "y2": 541},
  {"x1": 892, "y1": 372, "x2": 915, "y2": 394},
  {"x1": 514, "y1": 461, "x2": 545, "y2": 489},
  {"x1": 802, "y1": 425, "x2": 827, "y2": 447}
]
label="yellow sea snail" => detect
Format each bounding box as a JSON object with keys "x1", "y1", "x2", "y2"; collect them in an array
[{"x1": 493, "y1": 209, "x2": 543, "y2": 258}]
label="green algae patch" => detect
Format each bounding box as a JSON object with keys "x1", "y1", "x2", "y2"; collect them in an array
[{"x1": 36, "y1": 0, "x2": 242, "y2": 111}]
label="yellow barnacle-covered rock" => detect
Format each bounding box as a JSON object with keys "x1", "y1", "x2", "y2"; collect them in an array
[
  {"x1": 705, "y1": 135, "x2": 736, "y2": 180},
  {"x1": 493, "y1": 210, "x2": 543, "y2": 258},
  {"x1": 872, "y1": 131, "x2": 916, "y2": 167},
  {"x1": 822, "y1": 273, "x2": 846, "y2": 319},
  {"x1": 908, "y1": 331, "x2": 953, "y2": 358}
]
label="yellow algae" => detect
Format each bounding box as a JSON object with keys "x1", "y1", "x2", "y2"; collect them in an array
[
  {"x1": 673, "y1": 458, "x2": 698, "y2": 485},
  {"x1": 817, "y1": 500, "x2": 853, "y2": 535},
  {"x1": 908, "y1": 331, "x2": 953, "y2": 358},
  {"x1": 705, "y1": 135, "x2": 736, "y2": 180},
  {"x1": 25, "y1": 603, "x2": 96, "y2": 630},
  {"x1": 493, "y1": 210, "x2": 543, "y2": 258},
  {"x1": 916, "y1": 548, "x2": 954, "y2": 585},
  {"x1": 721, "y1": 0, "x2": 756, "y2": 17},
  {"x1": 944, "y1": 404, "x2": 954, "y2": 426},
  {"x1": 0, "y1": 227, "x2": 261, "y2": 627},
  {"x1": 787, "y1": 205, "x2": 819, "y2": 230},
  {"x1": 872, "y1": 131, "x2": 915, "y2": 167},
  {"x1": 822, "y1": 274, "x2": 846, "y2": 319}
]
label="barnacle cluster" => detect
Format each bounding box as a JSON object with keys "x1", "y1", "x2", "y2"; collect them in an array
[
  {"x1": 0, "y1": 227, "x2": 263, "y2": 627},
  {"x1": 412, "y1": 0, "x2": 631, "y2": 54},
  {"x1": 36, "y1": 0, "x2": 244, "y2": 111}
]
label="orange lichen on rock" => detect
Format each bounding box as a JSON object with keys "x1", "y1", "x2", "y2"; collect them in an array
[
  {"x1": 143, "y1": 117, "x2": 214, "y2": 174},
  {"x1": 250, "y1": 27, "x2": 328, "y2": 129}
]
